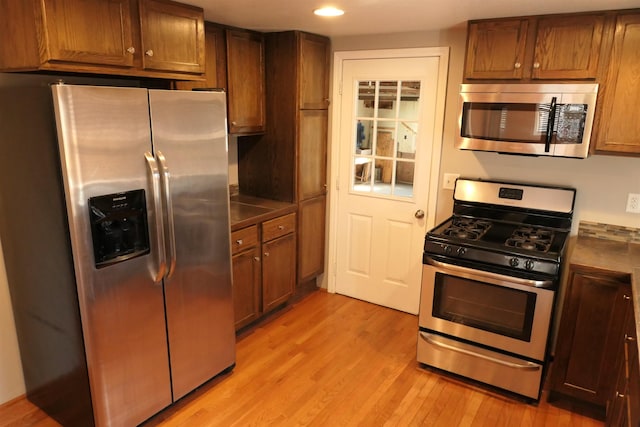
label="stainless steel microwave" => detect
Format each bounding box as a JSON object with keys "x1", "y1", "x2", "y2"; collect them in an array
[{"x1": 456, "y1": 83, "x2": 599, "y2": 158}]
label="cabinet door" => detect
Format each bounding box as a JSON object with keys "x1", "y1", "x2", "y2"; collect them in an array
[
  {"x1": 226, "y1": 29, "x2": 266, "y2": 134},
  {"x1": 532, "y1": 15, "x2": 603, "y2": 79},
  {"x1": 174, "y1": 23, "x2": 227, "y2": 90},
  {"x1": 550, "y1": 270, "x2": 630, "y2": 407},
  {"x1": 298, "y1": 109, "x2": 328, "y2": 200},
  {"x1": 40, "y1": 0, "x2": 135, "y2": 67},
  {"x1": 298, "y1": 32, "x2": 330, "y2": 109},
  {"x1": 232, "y1": 247, "x2": 261, "y2": 330},
  {"x1": 138, "y1": 0, "x2": 205, "y2": 74},
  {"x1": 298, "y1": 196, "x2": 326, "y2": 284},
  {"x1": 594, "y1": 13, "x2": 640, "y2": 156},
  {"x1": 262, "y1": 233, "x2": 295, "y2": 313},
  {"x1": 464, "y1": 19, "x2": 528, "y2": 79}
]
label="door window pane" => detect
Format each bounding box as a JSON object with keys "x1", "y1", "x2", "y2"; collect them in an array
[{"x1": 352, "y1": 79, "x2": 421, "y2": 199}]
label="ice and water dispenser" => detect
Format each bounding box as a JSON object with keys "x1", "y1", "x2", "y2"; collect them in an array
[{"x1": 88, "y1": 189, "x2": 150, "y2": 268}]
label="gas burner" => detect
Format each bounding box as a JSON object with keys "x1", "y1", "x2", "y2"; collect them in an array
[
  {"x1": 443, "y1": 217, "x2": 491, "y2": 240},
  {"x1": 505, "y1": 227, "x2": 554, "y2": 253}
]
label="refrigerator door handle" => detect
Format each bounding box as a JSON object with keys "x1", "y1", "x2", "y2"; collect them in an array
[
  {"x1": 156, "y1": 151, "x2": 177, "y2": 279},
  {"x1": 144, "y1": 152, "x2": 167, "y2": 282}
]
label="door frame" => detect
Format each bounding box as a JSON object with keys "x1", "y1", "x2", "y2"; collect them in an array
[{"x1": 326, "y1": 47, "x2": 449, "y2": 294}]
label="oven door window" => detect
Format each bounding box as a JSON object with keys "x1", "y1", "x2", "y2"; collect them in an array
[{"x1": 433, "y1": 273, "x2": 536, "y2": 341}]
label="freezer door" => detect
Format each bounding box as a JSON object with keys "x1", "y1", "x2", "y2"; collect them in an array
[
  {"x1": 51, "y1": 85, "x2": 172, "y2": 426},
  {"x1": 148, "y1": 89, "x2": 235, "y2": 399}
]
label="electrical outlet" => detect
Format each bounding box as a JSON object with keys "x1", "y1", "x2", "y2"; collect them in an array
[
  {"x1": 443, "y1": 173, "x2": 460, "y2": 190},
  {"x1": 626, "y1": 193, "x2": 640, "y2": 213}
]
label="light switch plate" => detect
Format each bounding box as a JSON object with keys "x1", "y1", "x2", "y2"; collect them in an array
[{"x1": 443, "y1": 173, "x2": 460, "y2": 190}]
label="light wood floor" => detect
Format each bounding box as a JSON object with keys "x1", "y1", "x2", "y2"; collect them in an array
[{"x1": 1, "y1": 291, "x2": 603, "y2": 427}]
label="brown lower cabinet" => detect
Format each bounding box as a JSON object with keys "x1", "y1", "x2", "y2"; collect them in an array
[
  {"x1": 607, "y1": 297, "x2": 640, "y2": 426},
  {"x1": 549, "y1": 265, "x2": 631, "y2": 415},
  {"x1": 231, "y1": 213, "x2": 296, "y2": 330}
]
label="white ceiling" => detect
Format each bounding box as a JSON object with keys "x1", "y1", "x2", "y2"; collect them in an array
[{"x1": 183, "y1": 0, "x2": 639, "y2": 37}]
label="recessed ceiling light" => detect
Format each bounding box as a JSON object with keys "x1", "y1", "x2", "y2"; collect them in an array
[{"x1": 313, "y1": 7, "x2": 344, "y2": 17}]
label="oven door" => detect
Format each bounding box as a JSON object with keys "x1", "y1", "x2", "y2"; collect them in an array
[{"x1": 419, "y1": 259, "x2": 555, "y2": 361}]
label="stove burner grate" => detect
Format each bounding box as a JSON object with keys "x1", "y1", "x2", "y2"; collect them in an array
[
  {"x1": 442, "y1": 217, "x2": 491, "y2": 240},
  {"x1": 505, "y1": 226, "x2": 554, "y2": 253}
]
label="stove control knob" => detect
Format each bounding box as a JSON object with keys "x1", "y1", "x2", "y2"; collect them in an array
[
  {"x1": 525, "y1": 259, "x2": 535, "y2": 270},
  {"x1": 509, "y1": 257, "x2": 520, "y2": 267},
  {"x1": 443, "y1": 245, "x2": 453, "y2": 254},
  {"x1": 456, "y1": 247, "x2": 466, "y2": 256}
]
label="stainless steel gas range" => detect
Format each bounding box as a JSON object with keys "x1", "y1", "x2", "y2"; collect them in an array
[{"x1": 417, "y1": 178, "x2": 576, "y2": 401}]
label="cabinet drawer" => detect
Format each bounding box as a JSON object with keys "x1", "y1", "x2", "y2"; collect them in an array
[
  {"x1": 231, "y1": 225, "x2": 259, "y2": 255},
  {"x1": 262, "y1": 213, "x2": 296, "y2": 242}
]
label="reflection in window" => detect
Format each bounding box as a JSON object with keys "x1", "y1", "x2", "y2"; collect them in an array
[{"x1": 351, "y1": 80, "x2": 420, "y2": 199}]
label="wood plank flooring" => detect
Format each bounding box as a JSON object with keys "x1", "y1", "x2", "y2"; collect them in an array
[{"x1": 0, "y1": 291, "x2": 603, "y2": 426}]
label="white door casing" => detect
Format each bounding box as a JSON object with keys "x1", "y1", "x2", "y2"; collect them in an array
[{"x1": 327, "y1": 48, "x2": 449, "y2": 314}]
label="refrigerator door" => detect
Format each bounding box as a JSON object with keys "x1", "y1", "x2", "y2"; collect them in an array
[
  {"x1": 148, "y1": 89, "x2": 235, "y2": 399},
  {"x1": 51, "y1": 85, "x2": 172, "y2": 426}
]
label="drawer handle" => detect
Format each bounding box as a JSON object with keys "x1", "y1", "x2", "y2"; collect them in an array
[
  {"x1": 236, "y1": 239, "x2": 243, "y2": 245},
  {"x1": 278, "y1": 225, "x2": 285, "y2": 230}
]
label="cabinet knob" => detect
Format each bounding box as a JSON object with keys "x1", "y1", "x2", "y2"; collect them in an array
[
  {"x1": 126, "y1": 47, "x2": 135, "y2": 54},
  {"x1": 616, "y1": 391, "x2": 625, "y2": 398},
  {"x1": 624, "y1": 294, "x2": 631, "y2": 300},
  {"x1": 514, "y1": 62, "x2": 521, "y2": 69},
  {"x1": 231, "y1": 121, "x2": 237, "y2": 126},
  {"x1": 236, "y1": 239, "x2": 243, "y2": 245},
  {"x1": 145, "y1": 50, "x2": 154, "y2": 57},
  {"x1": 278, "y1": 225, "x2": 285, "y2": 230},
  {"x1": 264, "y1": 252, "x2": 270, "y2": 257},
  {"x1": 533, "y1": 62, "x2": 540, "y2": 69},
  {"x1": 625, "y1": 334, "x2": 636, "y2": 342},
  {"x1": 254, "y1": 256, "x2": 260, "y2": 262}
]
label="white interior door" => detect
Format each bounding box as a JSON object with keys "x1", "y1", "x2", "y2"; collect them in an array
[{"x1": 331, "y1": 51, "x2": 448, "y2": 314}]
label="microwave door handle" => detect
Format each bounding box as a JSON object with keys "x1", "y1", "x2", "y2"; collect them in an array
[{"x1": 544, "y1": 96, "x2": 557, "y2": 153}]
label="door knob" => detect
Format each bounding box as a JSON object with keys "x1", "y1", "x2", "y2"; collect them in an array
[{"x1": 415, "y1": 209, "x2": 425, "y2": 219}]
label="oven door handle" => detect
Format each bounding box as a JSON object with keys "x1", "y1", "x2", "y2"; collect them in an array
[
  {"x1": 426, "y1": 258, "x2": 555, "y2": 289},
  {"x1": 420, "y1": 332, "x2": 541, "y2": 372}
]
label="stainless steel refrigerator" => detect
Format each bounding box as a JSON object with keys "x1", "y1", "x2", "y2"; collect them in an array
[{"x1": 0, "y1": 74, "x2": 235, "y2": 426}]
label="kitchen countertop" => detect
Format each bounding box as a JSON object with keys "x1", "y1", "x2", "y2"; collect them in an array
[
  {"x1": 229, "y1": 194, "x2": 297, "y2": 231},
  {"x1": 571, "y1": 235, "x2": 640, "y2": 359}
]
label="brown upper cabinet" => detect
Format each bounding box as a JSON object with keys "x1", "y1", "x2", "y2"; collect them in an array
[
  {"x1": 593, "y1": 12, "x2": 640, "y2": 156},
  {"x1": 465, "y1": 13, "x2": 604, "y2": 80},
  {"x1": 0, "y1": 0, "x2": 205, "y2": 79},
  {"x1": 225, "y1": 28, "x2": 266, "y2": 135},
  {"x1": 174, "y1": 23, "x2": 227, "y2": 91}
]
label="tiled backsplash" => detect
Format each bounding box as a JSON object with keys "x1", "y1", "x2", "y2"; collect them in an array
[{"x1": 578, "y1": 221, "x2": 640, "y2": 243}]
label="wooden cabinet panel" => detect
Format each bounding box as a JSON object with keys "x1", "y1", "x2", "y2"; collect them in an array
[
  {"x1": 262, "y1": 232, "x2": 296, "y2": 314},
  {"x1": 230, "y1": 225, "x2": 258, "y2": 255},
  {"x1": 465, "y1": 19, "x2": 528, "y2": 79},
  {"x1": 298, "y1": 32, "x2": 330, "y2": 109},
  {"x1": 594, "y1": 13, "x2": 640, "y2": 156},
  {"x1": 298, "y1": 196, "x2": 326, "y2": 283},
  {"x1": 174, "y1": 23, "x2": 227, "y2": 90},
  {"x1": 226, "y1": 28, "x2": 266, "y2": 134},
  {"x1": 0, "y1": 0, "x2": 204, "y2": 78},
  {"x1": 298, "y1": 109, "x2": 328, "y2": 200},
  {"x1": 464, "y1": 13, "x2": 604, "y2": 81},
  {"x1": 532, "y1": 15, "x2": 603, "y2": 79},
  {"x1": 262, "y1": 213, "x2": 296, "y2": 242},
  {"x1": 40, "y1": 0, "x2": 135, "y2": 67},
  {"x1": 138, "y1": 0, "x2": 204, "y2": 73},
  {"x1": 232, "y1": 246, "x2": 261, "y2": 330},
  {"x1": 550, "y1": 269, "x2": 630, "y2": 409}
]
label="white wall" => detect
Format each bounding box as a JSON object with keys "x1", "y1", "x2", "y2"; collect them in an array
[
  {"x1": 0, "y1": 238, "x2": 25, "y2": 403},
  {"x1": 331, "y1": 25, "x2": 640, "y2": 231}
]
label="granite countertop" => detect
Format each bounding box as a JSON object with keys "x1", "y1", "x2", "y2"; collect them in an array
[
  {"x1": 572, "y1": 222, "x2": 640, "y2": 361},
  {"x1": 229, "y1": 194, "x2": 297, "y2": 231}
]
